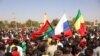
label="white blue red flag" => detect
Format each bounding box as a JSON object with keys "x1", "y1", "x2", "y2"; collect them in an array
[{"x1": 54, "y1": 14, "x2": 72, "y2": 38}]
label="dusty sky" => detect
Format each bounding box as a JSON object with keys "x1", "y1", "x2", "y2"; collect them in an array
[{"x1": 0, "y1": 0, "x2": 100, "y2": 23}]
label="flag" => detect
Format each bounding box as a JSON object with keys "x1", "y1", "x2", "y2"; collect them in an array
[
  {"x1": 43, "y1": 13, "x2": 54, "y2": 37},
  {"x1": 54, "y1": 14, "x2": 72, "y2": 39},
  {"x1": 31, "y1": 20, "x2": 54, "y2": 41},
  {"x1": 74, "y1": 10, "x2": 86, "y2": 36}
]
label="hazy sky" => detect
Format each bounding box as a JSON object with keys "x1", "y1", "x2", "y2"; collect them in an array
[{"x1": 0, "y1": 0, "x2": 100, "y2": 23}]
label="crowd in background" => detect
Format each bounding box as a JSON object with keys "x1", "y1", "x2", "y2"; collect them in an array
[{"x1": 0, "y1": 26, "x2": 100, "y2": 56}]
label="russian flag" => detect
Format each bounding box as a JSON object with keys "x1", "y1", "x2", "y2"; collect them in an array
[{"x1": 54, "y1": 14, "x2": 72, "y2": 39}]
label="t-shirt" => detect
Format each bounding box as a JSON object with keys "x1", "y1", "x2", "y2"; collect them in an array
[
  {"x1": 12, "y1": 51, "x2": 19, "y2": 56},
  {"x1": 47, "y1": 45, "x2": 57, "y2": 56}
]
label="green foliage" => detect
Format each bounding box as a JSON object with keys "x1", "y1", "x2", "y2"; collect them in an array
[
  {"x1": 25, "y1": 19, "x2": 39, "y2": 27},
  {"x1": 33, "y1": 21, "x2": 39, "y2": 27},
  {"x1": 0, "y1": 18, "x2": 99, "y2": 29},
  {"x1": 17, "y1": 22, "x2": 22, "y2": 28},
  {"x1": 25, "y1": 19, "x2": 32, "y2": 27},
  {"x1": 51, "y1": 19, "x2": 59, "y2": 27},
  {"x1": 9, "y1": 21, "x2": 17, "y2": 28},
  {"x1": 98, "y1": 23, "x2": 100, "y2": 26},
  {"x1": 0, "y1": 21, "x2": 5, "y2": 29}
]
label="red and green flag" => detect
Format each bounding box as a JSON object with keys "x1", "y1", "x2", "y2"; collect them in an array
[{"x1": 31, "y1": 20, "x2": 54, "y2": 41}]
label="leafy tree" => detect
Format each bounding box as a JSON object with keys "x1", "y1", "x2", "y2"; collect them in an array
[
  {"x1": 33, "y1": 21, "x2": 39, "y2": 27},
  {"x1": 0, "y1": 21, "x2": 5, "y2": 29},
  {"x1": 98, "y1": 23, "x2": 100, "y2": 26},
  {"x1": 25, "y1": 19, "x2": 39, "y2": 28},
  {"x1": 4, "y1": 20, "x2": 9, "y2": 28},
  {"x1": 9, "y1": 21, "x2": 17, "y2": 28},
  {"x1": 17, "y1": 22, "x2": 22, "y2": 28},
  {"x1": 85, "y1": 21, "x2": 92, "y2": 25},
  {"x1": 25, "y1": 19, "x2": 33, "y2": 27},
  {"x1": 51, "y1": 18, "x2": 59, "y2": 27}
]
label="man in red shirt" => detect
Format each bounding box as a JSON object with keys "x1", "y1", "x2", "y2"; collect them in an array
[{"x1": 11, "y1": 47, "x2": 19, "y2": 56}]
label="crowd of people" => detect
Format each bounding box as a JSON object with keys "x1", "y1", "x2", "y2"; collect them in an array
[{"x1": 0, "y1": 26, "x2": 100, "y2": 56}]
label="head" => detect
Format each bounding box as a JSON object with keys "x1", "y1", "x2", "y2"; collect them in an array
[
  {"x1": 13, "y1": 39, "x2": 19, "y2": 45},
  {"x1": 85, "y1": 48, "x2": 93, "y2": 56},
  {"x1": 31, "y1": 42, "x2": 38, "y2": 51},
  {"x1": 7, "y1": 39, "x2": 13, "y2": 45},
  {"x1": 50, "y1": 39, "x2": 57, "y2": 45},
  {"x1": 63, "y1": 47, "x2": 72, "y2": 54},
  {"x1": 12, "y1": 47, "x2": 18, "y2": 51},
  {"x1": 54, "y1": 50, "x2": 63, "y2": 56}
]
